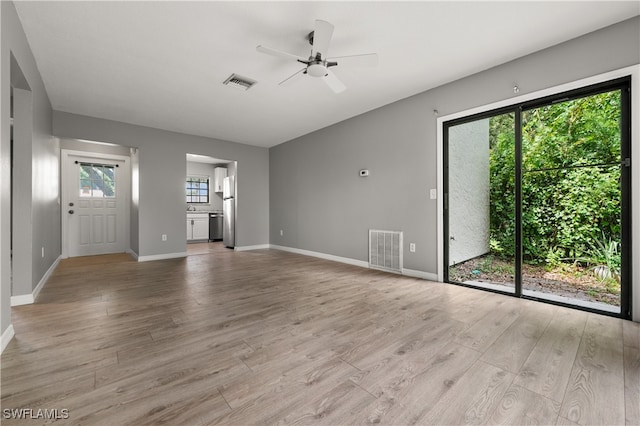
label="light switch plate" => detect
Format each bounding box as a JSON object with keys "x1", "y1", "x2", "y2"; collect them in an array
[{"x1": 430, "y1": 189, "x2": 437, "y2": 199}]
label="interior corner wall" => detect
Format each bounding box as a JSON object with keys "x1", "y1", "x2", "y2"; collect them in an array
[
  {"x1": 52, "y1": 112, "x2": 269, "y2": 256},
  {"x1": 269, "y1": 16, "x2": 640, "y2": 276},
  {"x1": 1, "y1": 0, "x2": 57, "y2": 339}
]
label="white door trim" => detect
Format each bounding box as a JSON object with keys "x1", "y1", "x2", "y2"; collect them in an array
[
  {"x1": 61, "y1": 149, "x2": 131, "y2": 258},
  {"x1": 436, "y1": 65, "x2": 640, "y2": 321}
]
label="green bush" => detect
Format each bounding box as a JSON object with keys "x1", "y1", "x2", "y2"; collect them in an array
[{"x1": 489, "y1": 91, "x2": 622, "y2": 264}]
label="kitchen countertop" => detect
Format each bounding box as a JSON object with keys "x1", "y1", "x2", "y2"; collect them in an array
[{"x1": 186, "y1": 210, "x2": 223, "y2": 214}]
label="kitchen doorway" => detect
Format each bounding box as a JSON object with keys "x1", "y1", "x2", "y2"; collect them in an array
[
  {"x1": 444, "y1": 77, "x2": 631, "y2": 318},
  {"x1": 185, "y1": 154, "x2": 237, "y2": 254}
]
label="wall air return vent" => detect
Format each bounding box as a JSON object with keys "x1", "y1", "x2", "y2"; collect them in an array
[
  {"x1": 369, "y1": 229, "x2": 403, "y2": 274},
  {"x1": 223, "y1": 74, "x2": 257, "y2": 91}
]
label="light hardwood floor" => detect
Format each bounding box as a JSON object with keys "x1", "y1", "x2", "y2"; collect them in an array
[{"x1": 1, "y1": 243, "x2": 639, "y2": 425}]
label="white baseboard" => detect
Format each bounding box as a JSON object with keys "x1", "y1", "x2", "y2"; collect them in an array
[
  {"x1": 137, "y1": 252, "x2": 188, "y2": 262},
  {"x1": 33, "y1": 255, "x2": 61, "y2": 301},
  {"x1": 10, "y1": 294, "x2": 33, "y2": 306},
  {"x1": 126, "y1": 249, "x2": 139, "y2": 260},
  {"x1": 403, "y1": 268, "x2": 439, "y2": 282},
  {"x1": 235, "y1": 244, "x2": 270, "y2": 252},
  {"x1": 1, "y1": 324, "x2": 15, "y2": 353},
  {"x1": 269, "y1": 245, "x2": 370, "y2": 268},
  {"x1": 11, "y1": 255, "x2": 61, "y2": 306},
  {"x1": 269, "y1": 245, "x2": 439, "y2": 282}
]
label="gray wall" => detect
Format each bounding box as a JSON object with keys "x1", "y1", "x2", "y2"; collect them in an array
[
  {"x1": 227, "y1": 161, "x2": 237, "y2": 181},
  {"x1": 53, "y1": 112, "x2": 269, "y2": 257},
  {"x1": 1, "y1": 0, "x2": 57, "y2": 339},
  {"x1": 270, "y1": 17, "x2": 640, "y2": 274},
  {"x1": 12, "y1": 88, "x2": 33, "y2": 297}
]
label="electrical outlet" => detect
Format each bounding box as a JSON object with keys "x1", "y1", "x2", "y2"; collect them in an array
[
  {"x1": 409, "y1": 243, "x2": 416, "y2": 253},
  {"x1": 161, "y1": 234, "x2": 167, "y2": 241},
  {"x1": 280, "y1": 229, "x2": 283, "y2": 236},
  {"x1": 430, "y1": 189, "x2": 437, "y2": 199}
]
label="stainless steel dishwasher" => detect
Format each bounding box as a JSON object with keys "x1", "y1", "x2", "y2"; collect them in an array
[{"x1": 209, "y1": 212, "x2": 223, "y2": 241}]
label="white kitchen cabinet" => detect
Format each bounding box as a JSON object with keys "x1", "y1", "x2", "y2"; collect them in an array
[
  {"x1": 187, "y1": 214, "x2": 209, "y2": 241},
  {"x1": 213, "y1": 167, "x2": 228, "y2": 193},
  {"x1": 193, "y1": 216, "x2": 209, "y2": 240}
]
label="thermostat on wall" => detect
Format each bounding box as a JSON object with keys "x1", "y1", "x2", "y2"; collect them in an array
[{"x1": 359, "y1": 169, "x2": 369, "y2": 177}]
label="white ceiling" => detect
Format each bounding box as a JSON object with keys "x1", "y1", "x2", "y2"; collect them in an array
[{"x1": 14, "y1": 1, "x2": 640, "y2": 148}]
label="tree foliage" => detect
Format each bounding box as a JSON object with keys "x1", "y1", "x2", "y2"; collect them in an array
[{"x1": 489, "y1": 90, "x2": 622, "y2": 266}]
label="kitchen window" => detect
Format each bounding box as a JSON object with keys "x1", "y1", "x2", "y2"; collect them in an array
[{"x1": 186, "y1": 176, "x2": 209, "y2": 204}]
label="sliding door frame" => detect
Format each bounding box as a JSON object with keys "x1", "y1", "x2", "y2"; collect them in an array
[
  {"x1": 518, "y1": 77, "x2": 632, "y2": 318},
  {"x1": 437, "y1": 67, "x2": 637, "y2": 320},
  {"x1": 443, "y1": 105, "x2": 520, "y2": 296}
]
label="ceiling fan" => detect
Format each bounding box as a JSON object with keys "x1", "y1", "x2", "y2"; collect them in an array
[{"x1": 256, "y1": 20, "x2": 378, "y2": 93}]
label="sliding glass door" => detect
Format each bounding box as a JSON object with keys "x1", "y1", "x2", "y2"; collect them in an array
[{"x1": 444, "y1": 78, "x2": 631, "y2": 318}]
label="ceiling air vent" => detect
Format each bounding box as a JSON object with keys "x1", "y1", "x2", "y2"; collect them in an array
[{"x1": 223, "y1": 74, "x2": 257, "y2": 91}]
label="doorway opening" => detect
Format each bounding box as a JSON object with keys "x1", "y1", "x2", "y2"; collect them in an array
[
  {"x1": 185, "y1": 154, "x2": 237, "y2": 255},
  {"x1": 444, "y1": 77, "x2": 631, "y2": 318},
  {"x1": 61, "y1": 143, "x2": 132, "y2": 258}
]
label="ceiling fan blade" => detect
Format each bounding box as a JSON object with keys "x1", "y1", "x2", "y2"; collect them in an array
[
  {"x1": 279, "y1": 68, "x2": 306, "y2": 86},
  {"x1": 323, "y1": 70, "x2": 346, "y2": 93},
  {"x1": 327, "y1": 53, "x2": 378, "y2": 67},
  {"x1": 312, "y1": 20, "x2": 334, "y2": 58},
  {"x1": 256, "y1": 45, "x2": 308, "y2": 63}
]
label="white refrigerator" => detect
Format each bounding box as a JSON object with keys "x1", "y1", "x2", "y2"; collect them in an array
[{"x1": 222, "y1": 176, "x2": 235, "y2": 248}]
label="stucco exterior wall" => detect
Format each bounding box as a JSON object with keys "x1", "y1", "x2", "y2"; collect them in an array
[{"x1": 448, "y1": 118, "x2": 490, "y2": 265}]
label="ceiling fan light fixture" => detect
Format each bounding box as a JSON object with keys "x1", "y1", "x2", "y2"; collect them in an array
[{"x1": 307, "y1": 63, "x2": 327, "y2": 77}]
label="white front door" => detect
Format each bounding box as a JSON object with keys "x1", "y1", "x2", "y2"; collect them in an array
[{"x1": 63, "y1": 151, "x2": 130, "y2": 257}]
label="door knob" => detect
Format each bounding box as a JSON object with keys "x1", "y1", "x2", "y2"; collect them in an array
[{"x1": 68, "y1": 210, "x2": 74, "y2": 214}]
